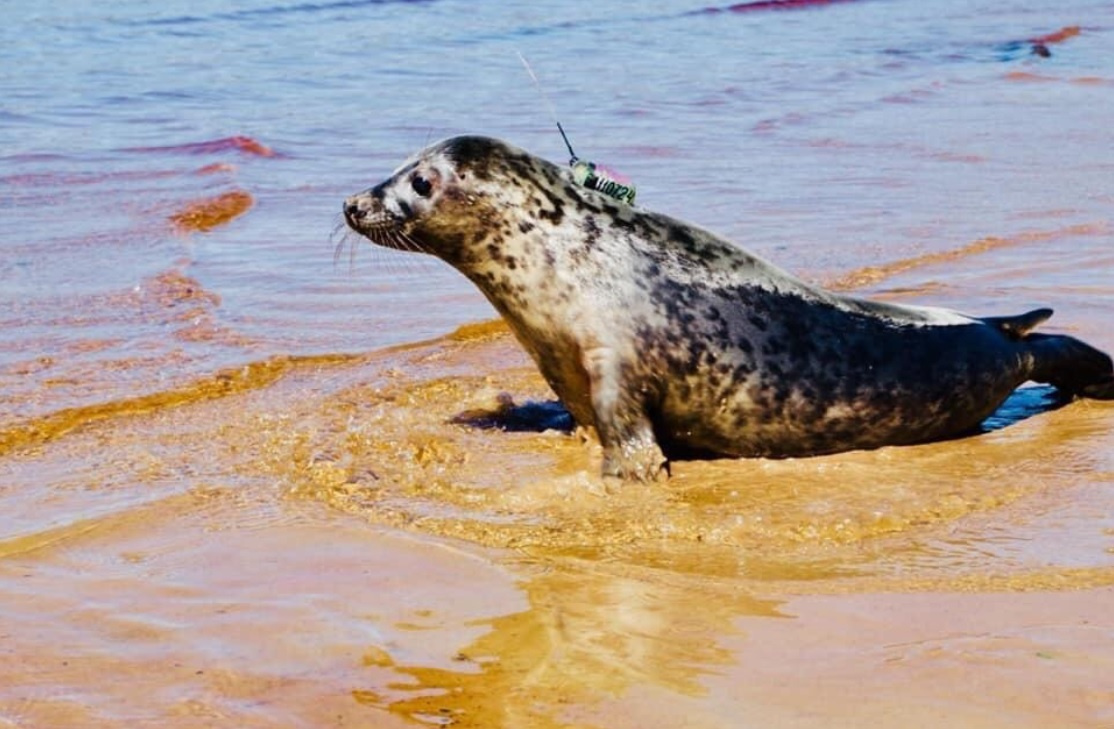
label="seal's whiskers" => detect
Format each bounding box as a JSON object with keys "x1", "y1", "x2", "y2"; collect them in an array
[{"x1": 330, "y1": 217, "x2": 358, "y2": 272}]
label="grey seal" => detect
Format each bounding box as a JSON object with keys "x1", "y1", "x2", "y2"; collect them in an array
[{"x1": 343, "y1": 135, "x2": 1114, "y2": 480}]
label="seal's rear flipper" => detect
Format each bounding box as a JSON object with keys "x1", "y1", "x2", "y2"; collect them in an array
[
  {"x1": 983, "y1": 308, "x2": 1054, "y2": 339},
  {"x1": 1082, "y1": 376, "x2": 1114, "y2": 399},
  {"x1": 1027, "y1": 333, "x2": 1114, "y2": 400}
]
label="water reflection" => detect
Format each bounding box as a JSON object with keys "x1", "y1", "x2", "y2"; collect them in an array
[{"x1": 353, "y1": 560, "x2": 781, "y2": 728}]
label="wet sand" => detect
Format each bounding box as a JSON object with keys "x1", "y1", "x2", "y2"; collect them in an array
[{"x1": 2, "y1": 301, "x2": 1112, "y2": 727}]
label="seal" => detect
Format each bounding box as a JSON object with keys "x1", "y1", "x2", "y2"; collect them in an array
[{"x1": 343, "y1": 135, "x2": 1114, "y2": 480}]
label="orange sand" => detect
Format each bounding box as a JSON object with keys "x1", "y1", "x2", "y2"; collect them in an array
[
  {"x1": 169, "y1": 190, "x2": 254, "y2": 232},
  {"x1": 1, "y1": 316, "x2": 1111, "y2": 727}
]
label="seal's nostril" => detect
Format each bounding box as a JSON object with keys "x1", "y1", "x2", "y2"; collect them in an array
[{"x1": 344, "y1": 201, "x2": 365, "y2": 222}]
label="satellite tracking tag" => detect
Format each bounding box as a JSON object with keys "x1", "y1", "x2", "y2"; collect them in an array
[{"x1": 519, "y1": 54, "x2": 637, "y2": 205}]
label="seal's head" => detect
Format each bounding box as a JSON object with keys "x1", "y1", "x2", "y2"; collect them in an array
[{"x1": 343, "y1": 135, "x2": 553, "y2": 269}]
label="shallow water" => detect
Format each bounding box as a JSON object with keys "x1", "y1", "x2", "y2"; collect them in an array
[{"x1": 2, "y1": 0, "x2": 1114, "y2": 726}]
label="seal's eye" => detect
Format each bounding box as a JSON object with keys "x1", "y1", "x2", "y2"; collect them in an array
[{"x1": 411, "y1": 175, "x2": 432, "y2": 197}]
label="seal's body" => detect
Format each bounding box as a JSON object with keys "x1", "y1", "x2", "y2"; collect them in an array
[{"x1": 344, "y1": 136, "x2": 1114, "y2": 480}]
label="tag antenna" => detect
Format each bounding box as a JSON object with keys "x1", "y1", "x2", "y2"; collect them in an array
[
  {"x1": 555, "y1": 121, "x2": 577, "y2": 163},
  {"x1": 518, "y1": 51, "x2": 578, "y2": 163}
]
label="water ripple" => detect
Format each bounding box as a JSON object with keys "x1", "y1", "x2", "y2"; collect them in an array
[{"x1": 115, "y1": 0, "x2": 439, "y2": 28}]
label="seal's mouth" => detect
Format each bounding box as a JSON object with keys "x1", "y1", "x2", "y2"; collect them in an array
[{"x1": 342, "y1": 196, "x2": 423, "y2": 253}]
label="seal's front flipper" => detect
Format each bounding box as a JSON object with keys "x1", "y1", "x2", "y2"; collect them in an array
[
  {"x1": 983, "y1": 307, "x2": 1054, "y2": 340},
  {"x1": 1026, "y1": 332, "x2": 1114, "y2": 400},
  {"x1": 582, "y1": 346, "x2": 667, "y2": 481},
  {"x1": 600, "y1": 430, "x2": 669, "y2": 482}
]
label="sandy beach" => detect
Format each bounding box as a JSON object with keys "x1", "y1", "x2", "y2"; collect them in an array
[{"x1": 2, "y1": 313, "x2": 1112, "y2": 727}]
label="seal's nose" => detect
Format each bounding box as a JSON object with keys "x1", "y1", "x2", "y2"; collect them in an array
[{"x1": 343, "y1": 197, "x2": 365, "y2": 226}]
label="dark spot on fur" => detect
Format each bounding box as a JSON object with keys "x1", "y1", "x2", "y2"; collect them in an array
[
  {"x1": 371, "y1": 178, "x2": 395, "y2": 200},
  {"x1": 583, "y1": 216, "x2": 601, "y2": 246},
  {"x1": 762, "y1": 339, "x2": 785, "y2": 357},
  {"x1": 444, "y1": 136, "x2": 501, "y2": 179},
  {"x1": 535, "y1": 185, "x2": 566, "y2": 225},
  {"x1": 670, "y1": 225, "x2": 695, "y2": 247}
]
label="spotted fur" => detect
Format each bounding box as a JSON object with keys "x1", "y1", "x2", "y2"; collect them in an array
[{"x1": 344, "y1": 136, "x2": 1114, "y2": 480}]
